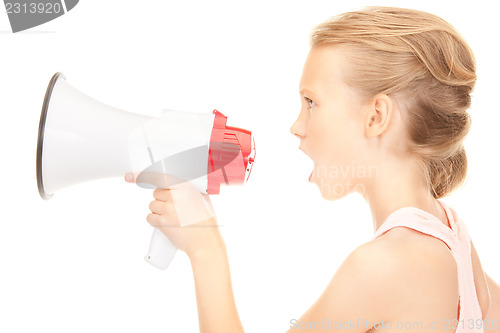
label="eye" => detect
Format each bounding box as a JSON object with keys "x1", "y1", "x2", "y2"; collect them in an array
[{"x1": 304, "y1": 97, "x2": 315, "y2": 110}]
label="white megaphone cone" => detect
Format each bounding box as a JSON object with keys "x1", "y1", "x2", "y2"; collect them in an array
[{"x1": 36, "y1": 72, "x2": 256, "y2": 270}]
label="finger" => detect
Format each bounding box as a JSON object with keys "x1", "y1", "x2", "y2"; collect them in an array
[
  {"x1": 148, "y1": 200, "x2": 170, "y2": 215},
  {"x1": 136, "y1": 171, "x2": 171, "y2": 189},
  {"x1": 146, "y1": 213, "x2": 165, "y2": 227},
  {"x1": 147, "y1": 213, "x2": 177, "y2": 228},
  {"x1": 153, "y1": 188, "x2": 174, "y2": 202},
  {"x1": 124, "y1": 172, "x2": 140, "y2": 183}
]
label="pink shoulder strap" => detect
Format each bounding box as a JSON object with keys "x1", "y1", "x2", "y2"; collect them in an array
[
  {"x1": 373, "y1": 203, "x2": 459, "y2": 249},
  {"x1": 372, "y1": 201, "x2": 483, "y2": 332}
]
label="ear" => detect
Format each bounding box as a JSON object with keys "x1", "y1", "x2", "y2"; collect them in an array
[{"x1": 365, "y1": 94, "x2": 393, "y2": 138}]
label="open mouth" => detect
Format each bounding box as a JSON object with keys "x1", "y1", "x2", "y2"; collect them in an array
[{"x1": 299, "y1": 146, "x2": 314, "y2": 182}]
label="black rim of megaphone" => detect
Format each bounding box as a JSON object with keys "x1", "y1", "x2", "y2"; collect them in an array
[{"x1": 36, "y1": 72, "x2": 66, "y2": 200}]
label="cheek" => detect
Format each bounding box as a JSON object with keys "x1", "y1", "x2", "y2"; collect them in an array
[
  {"x1": 307, "y1": 121, "x2": 329, "y2": 160},
  {"x1": 308, "y1": 117, "x2": 351, "y2": 163}
]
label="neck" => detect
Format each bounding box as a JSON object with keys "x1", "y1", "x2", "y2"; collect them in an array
[{"x1": 360, "y1": 156, "x2": 446, "y2": 233}]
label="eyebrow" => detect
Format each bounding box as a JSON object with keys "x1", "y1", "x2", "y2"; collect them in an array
[{"x1": 299, "y1": 88, "x2": 317, "y2": 99}]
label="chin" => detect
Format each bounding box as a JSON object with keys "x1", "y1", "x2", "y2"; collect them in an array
[
  {"x1": 319, "y1": 190, "x2": 349, "y2": 201},
  {"x1": 315, "y1": 177, "x2": 353, "y2": 201}
]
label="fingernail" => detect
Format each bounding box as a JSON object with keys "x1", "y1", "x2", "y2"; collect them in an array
[{"x1": 125, "y1": 173, "x2": 133, "y2": 181}]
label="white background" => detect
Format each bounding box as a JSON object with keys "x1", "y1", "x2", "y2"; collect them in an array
[{"x1": 1, "y1": 0, "x2": 499, "y2": 332}]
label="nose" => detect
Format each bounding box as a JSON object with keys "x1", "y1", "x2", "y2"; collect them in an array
[{"x1": 290, "y1": 117, "x2": 306, "y2": 139}]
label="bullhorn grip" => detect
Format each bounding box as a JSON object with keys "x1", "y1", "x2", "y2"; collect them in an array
[{"x1": 144, "y1": 229, "x2": 177, "y2": 270}]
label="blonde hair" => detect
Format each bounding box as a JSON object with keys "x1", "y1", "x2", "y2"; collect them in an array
[{"x1": 310, "y1": 7, "x2": 476, "y2": 198}]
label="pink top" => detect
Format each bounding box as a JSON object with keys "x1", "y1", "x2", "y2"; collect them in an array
[{"x1": 372, "y1": 200, "x2": 483, "y2": 332}]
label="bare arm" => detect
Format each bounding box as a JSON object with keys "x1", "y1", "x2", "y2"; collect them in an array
[{"x1": 189, "y1": 240, "x2": 245, "y2": 333}]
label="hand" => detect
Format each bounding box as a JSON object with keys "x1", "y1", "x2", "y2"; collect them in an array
[{"x1": 125, "y1": 173, "x2": 224, "y2": 259}]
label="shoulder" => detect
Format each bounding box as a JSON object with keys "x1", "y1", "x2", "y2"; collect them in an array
[
  {"x1": 289, "y1": 227, "x2": 459, "y2": 328},
  {"x1": 354, "y1": 227, "x2": 458, "y2": 283},
  {"x1": 333, "y1": 227, "x2": 458, "y2": 318}
]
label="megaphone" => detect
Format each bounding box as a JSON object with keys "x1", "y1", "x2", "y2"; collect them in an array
[{"x1": 36, "y1": 72, "x2": 256, "y2": 269}]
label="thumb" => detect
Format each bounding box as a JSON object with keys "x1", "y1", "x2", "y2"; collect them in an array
[{"x1": 124, "y1": 172, "x2": 138, "y2": 183}]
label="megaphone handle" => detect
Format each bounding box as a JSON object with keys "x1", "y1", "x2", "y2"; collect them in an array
[
  {"x1": 144, "y1": 228, "x2": 177, "y2": 269},
  {"x1": 141, "y1": 143, "x2": 178, "y2": 269}
]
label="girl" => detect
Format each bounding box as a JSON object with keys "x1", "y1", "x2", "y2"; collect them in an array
[{"x1": 126, "y1": 6, "x2": 500, "y2": 332}]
